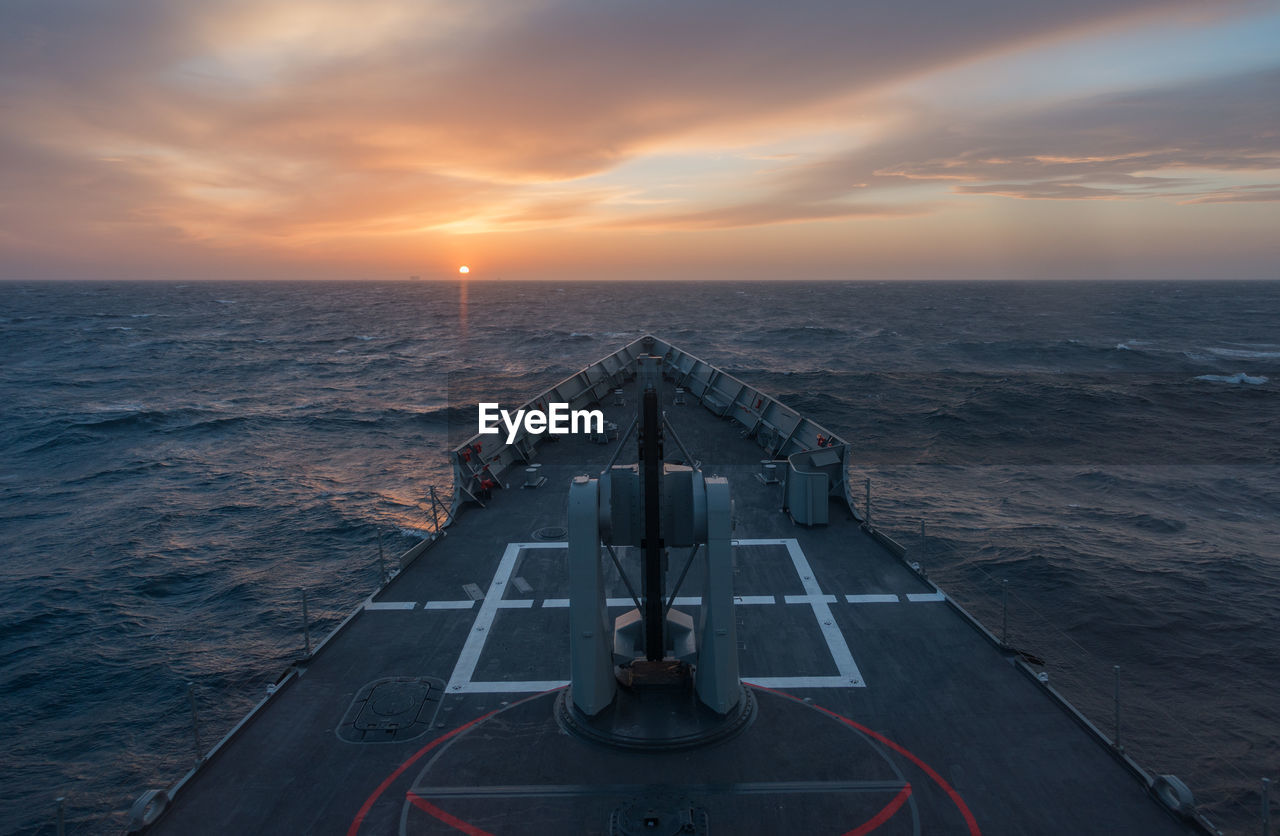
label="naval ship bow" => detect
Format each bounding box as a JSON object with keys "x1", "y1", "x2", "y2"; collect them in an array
[{"x1": 130, "y1": 335, "x2": 1218, "y2": 835}]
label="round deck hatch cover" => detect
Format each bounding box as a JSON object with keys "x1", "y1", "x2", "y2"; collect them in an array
[{"x1": 337, "y1": 677, "x2": 444, "y2": 743}]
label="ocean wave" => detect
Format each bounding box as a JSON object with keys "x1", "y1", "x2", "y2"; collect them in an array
[
  {"x1": 1205, "y1": 346, "x2": 1280, "y2": 360},
  {"x1": 939, "y1": 337, "x2": 1166, "y2": 372},
  {"x1": 1195, "y1": 373, "x2": 1268, "y2": 385},
  {"x1": 18, "y1": 404, "x2": 459, "y2": 453}
]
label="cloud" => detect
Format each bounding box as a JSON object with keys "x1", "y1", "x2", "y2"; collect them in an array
[
  {"x1": 595, "y1": 67, "x2": 1280, "y2": 225},
  {"x1": 0, "y1": 0, "x2": 1274, "y2": 276},
  {"x1": 1178, "y1": 184, "x2": 1280, "y2": 204},
  {"x1": 3, "y1": 1, "x2": 1232, "y2": 178},
  {"x1": 605, "y1": 200, "x2": 922, "y2": 230},
  {"x1": 779, "y1": 67, "x2": 1280, "y2": 204}
]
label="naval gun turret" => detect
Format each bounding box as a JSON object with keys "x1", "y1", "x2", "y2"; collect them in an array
[{"x1": 559, "y1": 353, "x2": 751, "y2": 748}]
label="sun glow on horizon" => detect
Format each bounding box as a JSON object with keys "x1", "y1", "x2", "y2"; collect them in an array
[{"x1": 458, "y1": 265, "x2": 470, "y2": 274}]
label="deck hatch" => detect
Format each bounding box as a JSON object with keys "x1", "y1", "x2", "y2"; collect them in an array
[{"x1": 337, "y1": 676, "x2": 444, "y2": 743}]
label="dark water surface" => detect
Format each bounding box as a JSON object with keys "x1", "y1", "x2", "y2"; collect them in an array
[{"x1": 1, "y1": 280, "x2": 1277, "y2": 834}]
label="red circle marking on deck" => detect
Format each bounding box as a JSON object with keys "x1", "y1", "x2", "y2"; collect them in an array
[
  {"x1": 346, "y1": 705, "x2": 506, "y2": 836},
  {"x1": 349, "y1": 685, "x2": 968, "y2": 836},
  {"x1": 406, "y1": 792, "x2": 494, "y2": 836},
  {"x1": 403, "y1": 779, "x2": 912, "y2": 836},
  {"x1": 844, "y1": 783, "x2": 913, "y2": 836},
  {"x1": 757, "y1": 685, "x2": 982, "y2": 836}
]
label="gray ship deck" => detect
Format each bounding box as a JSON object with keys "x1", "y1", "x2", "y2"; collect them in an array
[{"x1": 141, "y1": 352, "x2": 1209, "y2": 835}]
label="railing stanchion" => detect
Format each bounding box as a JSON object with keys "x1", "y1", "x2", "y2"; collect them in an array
[
  {"x1": 378, "y1": 532, "x2": 386, "y2": 583},
  {"x1": 429, "y1": 485, "x2": 448, "y2": 533},
  {"x1": 864, "y1": 478, "x2": 871, "y2": 527},
  {"x1": 56, "y1": 796, "x2": 66, "y2": 836},
  {"x1": 1113, "y1": 665, "x2": 1123, "y2": 751},
  {"x1": 187, "y1": 682, "x2": 204, "y2": 764},
  {"x1": 301, "y1": 589, "x2": 312, "y2": 658},
  {"x1": 1001, "y1": 579, "x2": 1009, "y2": 647}
]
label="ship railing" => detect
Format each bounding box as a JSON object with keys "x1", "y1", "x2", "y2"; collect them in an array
[
  {"x1": 446, "y1": 336, "x2": 651, "y2": 515},
  {"x1": 446, "y1": 335, "x2": 852, "y2": 516},
  {"x1": 656, "y1": 340, "x2": 850, "y2": 502}
]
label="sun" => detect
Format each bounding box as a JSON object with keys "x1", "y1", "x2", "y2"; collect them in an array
[{"x1": 458, "y1": 265, "x2": 470, "y2": 274}]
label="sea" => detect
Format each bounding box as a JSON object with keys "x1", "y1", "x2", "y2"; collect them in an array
[{"x1": 1, "y1": 279, "x2": 1277, "y2": 835}]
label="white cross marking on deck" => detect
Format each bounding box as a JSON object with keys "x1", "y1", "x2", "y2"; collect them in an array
[
  {"x1": 445, "y1": 538, "x2": 870, "y2": 694},
  {"x1": 846, "y1": 594, "x2": 900, "y2": 604}
]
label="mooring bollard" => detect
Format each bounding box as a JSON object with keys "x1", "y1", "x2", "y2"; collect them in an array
[
  {"x1": 55, "y1": 796, "x2": 65, "y2": 836},
  {"x1": 1114, "y1": 665, "x2": 1122, "y2": 752},
  {"x1": 301, "y1": 589, "x2": 312, "y2": 658},
  {"x1": 187, "y1": 682, "x2": 203, "y2": 764}
]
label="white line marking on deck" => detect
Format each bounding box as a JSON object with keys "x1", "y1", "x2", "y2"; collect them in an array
[
  {"x1": 364, "y1": 601, "x2": 416, "y2": 611},
  {"x1": 744, "y1": 676, "x2": 863, "y2": 689},
  {"x1": 906, "y1": 591, "x2": 946, "y2": 602},
  {"x1": 457, "y1": 680, "x2": 569, "y2": 694},
  {"x1": 783, "y1": 594, "x2": 838, "y2": 605},
  {"x1": 846, "y1": 594, "x2": 900, "y2": 604},
  {"x1": 549, "y1": 594, "x2": 776, "y2": 607},
  {"x1": 424, "y1": 600, "x2": 476, "y2": 610},
  {"x1": 496, "y1": 599, "x2": 534, "y2": 609},
  {"x1": 779, "y1": 539, "x2": 865, "y2": 688}
]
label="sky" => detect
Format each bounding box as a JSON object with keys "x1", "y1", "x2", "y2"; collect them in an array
[{"x1": 1, "y1": 0, "x2": 1278, "y2": 281}]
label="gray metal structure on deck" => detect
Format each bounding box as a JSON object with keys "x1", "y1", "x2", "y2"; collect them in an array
[{"x1": 129, "y1": 336, "x2": 1219, "y2": 836}]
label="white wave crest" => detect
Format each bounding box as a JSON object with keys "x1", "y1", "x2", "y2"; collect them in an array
[
  {"x1": 1195, "y1": 373, "x2": 1268, "y2": 385},
  {"x1": 1206, "y1": 346, "x2": 1280, "y2": 360}
]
